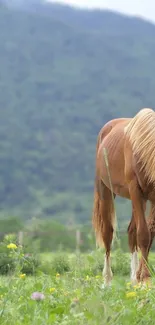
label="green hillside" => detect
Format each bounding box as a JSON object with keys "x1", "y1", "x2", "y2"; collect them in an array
[{"x1": 0, "y1": 1, "x2": 155, "y2": 226}]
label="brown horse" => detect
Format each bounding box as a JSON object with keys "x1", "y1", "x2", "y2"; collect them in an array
[{"x1": 92, "y1": 108, "x2": 155, "y2": 286}]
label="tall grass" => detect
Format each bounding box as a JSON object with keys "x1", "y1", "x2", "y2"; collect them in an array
[{"x1": 0, "y1": 248, "x2": 155, "y2": 324}]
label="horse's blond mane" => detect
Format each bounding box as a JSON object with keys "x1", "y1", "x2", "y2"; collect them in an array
[{"x1": 125, "y1": 108, "x2": 155, "y2": 184}]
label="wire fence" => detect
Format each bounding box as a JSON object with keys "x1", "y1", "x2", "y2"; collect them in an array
[{"x1": 1, "y1": 228, "x2": 155, "y2": 253}]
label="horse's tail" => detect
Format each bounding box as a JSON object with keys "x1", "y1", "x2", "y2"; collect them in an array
[
  {"x1": 92, "y1": 129, "x2": 103, "y2": 247},
  {"x1": 92, "y1": 179, "x2": 105, "y2": 248},
  {"x1": 92, "y1": 127, "x2": 116, "y2": 248},
  {"x1": 92, "y1": 180, "x2": 116, "y2": 248}
]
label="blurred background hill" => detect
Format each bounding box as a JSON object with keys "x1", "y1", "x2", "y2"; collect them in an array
[{"x1": 0, "y1": 0, "x2": 154, "y2": 234}]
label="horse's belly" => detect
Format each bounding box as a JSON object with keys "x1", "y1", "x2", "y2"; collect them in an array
[
  {"x1": 102, "y1": 175, "x2": 130, "y2": 199},
  {"x1": 113, "y1": 184, "x2": 130, "y2": 199}
]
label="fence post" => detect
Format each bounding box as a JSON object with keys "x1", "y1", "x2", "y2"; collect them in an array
[
  {"x1": 18, "y1": 231, "x2": 24, "y2": 246},
  {"x1": 76, "y1": 229, "x2": 81, "y2": 253}
]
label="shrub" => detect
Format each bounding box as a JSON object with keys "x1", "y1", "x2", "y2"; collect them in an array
[
  {"x1": 39, "y1": 261, "x2": 53, "y2": 275},
  {"x1": 51, "y1": 254, "x2": 70, "y2": 274},
  {"x1": 112, "y1": 248, "x2": 130, "y2": 276},
  {"x1": 20, "y1": 253, "x2": 40, "y2": 275},
  {"x1": 39, "y1": 254, "x2": 71, "y2": 276},
  {"x1": 85, "y1": 248, "x2": 130, "y2": 277},
  {"x1": 0, "y1": 242, "x2": 16, "y2": 275},
  {"x1": 0, "y1": 236, "x2": 40, "y2": 275},
  {"x1": 85, "y1": 250, "x2": 104, "y2": 276}
]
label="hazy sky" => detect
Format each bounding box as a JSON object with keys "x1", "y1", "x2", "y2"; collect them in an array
[{"x1": 49, "y1": 0, "x2": 155, "y2": 23}]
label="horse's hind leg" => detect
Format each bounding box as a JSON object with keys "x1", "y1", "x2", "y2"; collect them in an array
[
  {"x1": 128, "y1": 211, "x2": 139, "y2": 283},
  {"x1": 102, "y1": 187, "x2": 115, "y2": 286},
  {"x1": 93, "y1": 180, "x2": 115, "y2": 286}
]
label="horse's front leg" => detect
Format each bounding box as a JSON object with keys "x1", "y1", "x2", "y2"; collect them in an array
[
  {"x1": 137, "y1": 209, "x2": 155, "y2": 282},
  {"x1": 129, "y1": 179, "x2": 150, "y2": 283},
  {"x1": 128, "y1": 212, "x2": 139, "y2": 284},
  {"x1": 128, "y1": 201, "x2": 147, "y2": 283}
]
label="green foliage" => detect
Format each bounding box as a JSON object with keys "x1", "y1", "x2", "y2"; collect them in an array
[
  {"x1": 0, "y1": 3, "x2": 155, "y2": 225},
  {"x1": 75, "y1": 248, "x2": 131, "y2": 277},
  {"x1": 0, "y1": 217, "x2": 141, "y2": 254},
  {"x1": 0, "y1": 217, "x2": 24, "y2": 242},
  {"x1": 24, "y1": 219, "x2": 79, "y2": 252},
  {"x1": 0, "y1": 249, "x2": 155, "y2": 324},
  {"x1": 84, "y1": 250, "x2": 104, "y2": 276},
  {"x1": 112, "y1": 248, "x2": 130, "y2": 276},
  {"x1": 20, "y1": 254, "x2": 40, "y2": 275},
  {"x1": 39, "y1": 254, "x2": 71, "y2": 276},
  {"x1": 0, "y1": 236, "x2": 40, "y2": 275},
  {"x1": 0, "y1": 242, "x2": 15, "y2": 275},
  {"x1": 50, "y1": 254, "x2": 70, "y2": 274},
  {"x1": 39, "y1": 261, "x2": 53, "y2": 275}
]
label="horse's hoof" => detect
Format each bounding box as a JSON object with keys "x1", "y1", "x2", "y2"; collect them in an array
[
  {"x1": 136, "y1": 271, "x2": 141, "y2": 283},
  {"x1": 131, "y1": 278, "x2": 138, "y2": 285},
  {"x1": 102, "y1": 276, "x2": 112, "y2": 288},
  {"x1": 141, "y1": 276, "x2": 151, "y2": 287}
]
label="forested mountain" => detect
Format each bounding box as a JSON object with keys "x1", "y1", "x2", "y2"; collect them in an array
[{"x1": 0, "y1": 0, "x2": 155, "y2": 226}]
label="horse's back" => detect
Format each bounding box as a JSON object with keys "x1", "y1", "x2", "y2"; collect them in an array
[{"x1": 98, "y1": 117, "x2": 131, "y2": 141}]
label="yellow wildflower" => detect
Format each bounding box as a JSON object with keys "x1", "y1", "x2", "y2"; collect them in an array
[
  {"x1": 19, "y1": 273, "x2": 26, "y2": 279},
  {"x1": 126, "y1": 291, "x2": 137, "y2": 298},
  {"x1": 50, "y1": 288, "x2": 56, "y2": 293},
  {"x1": 133, "y1": 283, "x2": 141, "y2": 290},
  {"x1": 143, "y1": 281, "x2": 151, "y2": 289},
  {"x1": 7, "y1": 243, "x2": 17, "y2": 249},
  {"x1": 126, "y1": 282, "x2": 132, "y2": 287},
  {"x1": 141, "y1": 286, "x2": 151, "y2": 292},
  {"x1": 85, "y1": 275, "x2": 90, "y2": 281},
  {"x1": 56, "y1": 273, "x2": 60, "y2": 278}
]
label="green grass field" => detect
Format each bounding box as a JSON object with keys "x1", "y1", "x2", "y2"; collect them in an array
[{"x1": 0, "y1": 248, "x2": 155, "y2": 324}]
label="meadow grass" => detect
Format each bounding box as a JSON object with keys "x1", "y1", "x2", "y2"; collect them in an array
[{"x1": 0, "y1": 249, "x2": 155, "y2": 324}]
